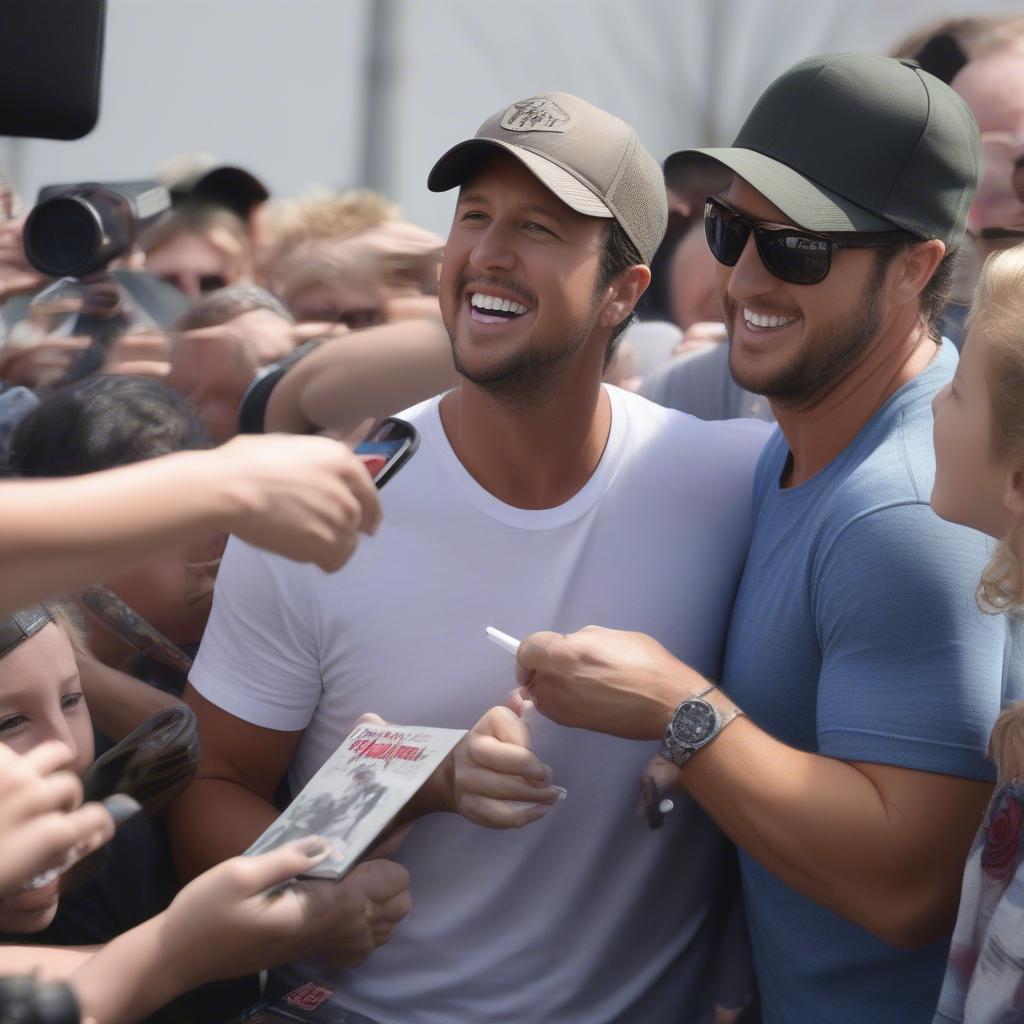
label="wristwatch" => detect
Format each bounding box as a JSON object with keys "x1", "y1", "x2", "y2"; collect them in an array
[{"x1": 660, "y1": 685, "x2": 744, "y2": 767}]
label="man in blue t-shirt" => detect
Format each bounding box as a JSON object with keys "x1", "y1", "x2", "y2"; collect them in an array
[{"x1": 517, "y1": 53, "x2": 1022, "y2": 1023}]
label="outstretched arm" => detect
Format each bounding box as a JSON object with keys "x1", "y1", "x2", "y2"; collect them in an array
[
  {"x1": 63, "y1": 842, "x2": 409, "y2": 1023},
  {"x1": 0, "y1": 433, "x2": 380, "y2": 615},
  {"x1": 265, "y1": 319, "x2": 458, "y2": 436},
  {"x1": 519, "y1": 626, "x2": 991, "y2": 948}
]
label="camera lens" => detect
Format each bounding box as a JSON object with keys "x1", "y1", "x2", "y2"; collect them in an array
[{"x1": 24, "y1": 197, "x2": 100, "y2": 277}]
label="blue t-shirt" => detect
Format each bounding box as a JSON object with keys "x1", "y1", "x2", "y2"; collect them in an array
[{"x1": 722, "y1": 340, "x2": 1023, "y2": 1024}]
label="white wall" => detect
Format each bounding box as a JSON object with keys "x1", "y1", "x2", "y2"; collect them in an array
[{"x1": 3, "y1": 0, "x2": 1021, "y2": 235}]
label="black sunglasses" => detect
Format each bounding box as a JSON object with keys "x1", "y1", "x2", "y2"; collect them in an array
[{"x1": 704, "y1": 195, "x2": 911, "y2": 285}]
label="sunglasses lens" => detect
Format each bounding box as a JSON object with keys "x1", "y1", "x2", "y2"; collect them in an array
[
  {"x1": 759, "y1": 231, "x2": 831, "y2": 285},
  {"x1": 705, "y1": 200, "x2": 748, "y2": 266}
]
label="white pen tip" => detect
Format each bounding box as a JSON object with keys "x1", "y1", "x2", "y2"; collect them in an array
[{"x1": 485, "y1": 626, "x2": 521, "y2": 656}]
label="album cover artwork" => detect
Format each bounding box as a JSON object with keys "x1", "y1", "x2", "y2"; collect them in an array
[{"x1": 245, "y1": 722, "x2": 466, "y2": 881}]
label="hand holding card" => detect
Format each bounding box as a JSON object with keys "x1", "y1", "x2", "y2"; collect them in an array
[{"x1": 246, "y1": 721, "x2": 465, "y2": 881}]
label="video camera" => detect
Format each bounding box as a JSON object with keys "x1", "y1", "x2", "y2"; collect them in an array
[
  {"x1": 23, "y1": 181, "x2": 170, "y2": 279},
  {"x1": 3, "y1": 182, "x2": 187, "y2": 377}
]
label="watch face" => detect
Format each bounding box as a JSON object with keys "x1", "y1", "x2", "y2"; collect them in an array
[{"x1": 671, "y1": 699, "x2": 717, "y2": 746}]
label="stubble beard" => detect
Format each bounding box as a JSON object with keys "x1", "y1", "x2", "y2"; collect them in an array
[
  {"x1": 725, "y1": 259, "x2": 887, "y2": 408},
  {"x1": 445, "y1": 276, "x2": 603, "y2": 411}
]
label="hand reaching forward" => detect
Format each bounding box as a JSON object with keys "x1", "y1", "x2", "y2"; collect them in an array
[
  {"x1": 161, "y1": 842, "x2": 412, "y2": 978},
  {"x1": 0, "y1": 740, "x2": 115, "y2": 898},
  {"x1": 213, "y1": 433, "x2": 382, "y2": 572},
  {"x1": 71, "y1": 840, "x2": 412, "y2": 1024},
  {"x1": 517, "y1": 626, "x2": 703, "y2": 740}
]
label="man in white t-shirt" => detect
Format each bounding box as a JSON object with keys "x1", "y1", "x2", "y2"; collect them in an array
[{"x1": 169, "y1": 92, "x2": 768, "y2": 1024}]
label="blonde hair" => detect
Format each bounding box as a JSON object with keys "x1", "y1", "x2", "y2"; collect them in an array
[
  {"x1": 265, "y1": 188, "x2": 397, "y2": 252},
  {"x1": 140, "y1": 202, "x2": 251, "y2": 264},
  {"x1": 969, "y1": 243, "x2": 1024, "y2": 613},
  {"x1": 46, "y1": 600, "x2": 89, "y2": 662},
  {"x1": 990, "y1": 703, "x2": 1024, "y2": 783}
]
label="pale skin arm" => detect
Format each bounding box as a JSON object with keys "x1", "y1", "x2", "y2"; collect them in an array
[
  {"x1": 0, "y1": 433, "x2": 381, "y2": 616},
  {"x1": 518, "y1": 628, "x2": 991, "y2": 948},
  {"x1": 264, "y1": 318, "x2": 459, "y2": 436},
  {"x1": 0, "y1": 945, "x2": 95, "y2": 979},
  {"x1": 0, "y1": 842, "x2": 411, "y2": 1024},
  {"x1": 69, "y1": 841, "x2": 410, "y2": 1024}
]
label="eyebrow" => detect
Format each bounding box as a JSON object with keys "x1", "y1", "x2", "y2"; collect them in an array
[{"x1": 0, "y1": 672, "x2": 81, "y2": 704}]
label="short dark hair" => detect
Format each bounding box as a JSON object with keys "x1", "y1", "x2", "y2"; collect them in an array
[
  {"x1": 597, "y1": 219, "x2": 645, "y2": 365},
  {"x1": 876, "y1": 242, "x2": 959, "y2": 340},
  {"x1": 5, "y1": 375, "x2": 210, "y2": 478},
  {"x1": 177, "y1": 283, "x2": 294, "y2": 331}
]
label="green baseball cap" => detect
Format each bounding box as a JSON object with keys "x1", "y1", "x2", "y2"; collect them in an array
[
  {"x1": 665, "y1": 53, "x2": 980, "y2": 248},
  {"x1": 428, "y1": 92, "x2": 668, "y2": 265}
]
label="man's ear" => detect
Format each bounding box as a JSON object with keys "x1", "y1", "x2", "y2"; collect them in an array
[
  {"x1": 889, "y1": 239, "x2": 946, "y2": 306},
  {"x1": 600, "y1": 265, "x2": 651, "y2": 330}
]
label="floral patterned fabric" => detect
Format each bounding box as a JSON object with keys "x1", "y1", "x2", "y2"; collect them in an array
[{"x1": 934, "y1": 783, "x2": 1024, "y2": 1023}]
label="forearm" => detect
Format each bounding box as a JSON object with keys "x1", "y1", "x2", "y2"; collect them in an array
[
  {"x1": 70, "y1": 914, "x2": 199, "y2": 1024},
  {"x1": 265, "y1": 319, "x2": 458, "y2": 435},
  {"x1": 0, "y1": 944, "x2": 95, "y2": 981},
  {"x1": 682, "y1": 691, "x2": 971, "y2": 942},
  {"x1": 166, "y1": 777, "x2": 278, "y2": 881},
  {"x1": 77, "y1": 658, "x2": 183, "y2": 742},
  {"x1": 0, "y1": 451, "x2": 246, "y2": 615}
]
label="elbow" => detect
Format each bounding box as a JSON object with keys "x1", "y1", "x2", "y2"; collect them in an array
[{"x1": 850, "y1": 882, "x2": 958, "y2": 950}]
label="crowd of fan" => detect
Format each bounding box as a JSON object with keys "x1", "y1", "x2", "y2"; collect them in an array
[{"x1": 0, "y1": 11, "x2": 1023, "y2": 1024}]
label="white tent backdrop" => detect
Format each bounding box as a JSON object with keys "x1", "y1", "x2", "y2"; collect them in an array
[{"x1": 2, "y1": 0, "x2": 1020, "y2": 235}]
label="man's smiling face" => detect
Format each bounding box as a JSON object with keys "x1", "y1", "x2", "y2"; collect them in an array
[
  {"x1": 439, "y1": 153, "x2": 609, "y2": 399},
  {"x1": 716, "y1": 176, "x2": 891, "y2": 406}
]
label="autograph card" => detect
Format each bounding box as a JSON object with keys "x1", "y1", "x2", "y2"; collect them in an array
[{"x1": 245, "y1": 722, "x2": 466, "y2": 881}]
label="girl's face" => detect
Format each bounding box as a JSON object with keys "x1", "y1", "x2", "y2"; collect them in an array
[
  {"x1": 932, "y1": 324, "x2": 1018, "y2": 540},
  {"x1": 0, "y1": 623, "x2": 93, "y2": 933}
]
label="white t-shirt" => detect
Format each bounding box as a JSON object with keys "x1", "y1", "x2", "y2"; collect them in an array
[{"x1": 191, "y1": 385, "x2": 769, "y2": 1024}]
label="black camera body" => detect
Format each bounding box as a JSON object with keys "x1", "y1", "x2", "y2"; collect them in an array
[{"x1": 23, "y1": 181, "x2": 170, "y2": 279}]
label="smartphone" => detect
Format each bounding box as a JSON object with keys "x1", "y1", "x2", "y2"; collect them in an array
[{"x1": 353, "y1": 417, "x2": 419, "y2": 488}]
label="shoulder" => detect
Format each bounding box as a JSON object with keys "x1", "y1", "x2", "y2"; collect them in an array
[
  {"x1": 815, "y1": 499, "x2": 993, "y2": 613},
  {"x1": 393, "y1": 391, "x2": 444, "y2": 426},
  {"x1": 613, "y1": 387, "x2": 772, "y2": 503},
  {"x1": 617, "y1": 386, "x2": 771, "y2": 452}
]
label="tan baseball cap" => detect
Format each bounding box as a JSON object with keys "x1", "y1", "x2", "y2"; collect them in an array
[{"x1": 428, "y1": 92, "x2": 667, "y2": 265}]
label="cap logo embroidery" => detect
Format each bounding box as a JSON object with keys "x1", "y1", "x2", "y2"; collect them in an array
[{"x1": 500, "y1": 98, "x2": 575, "y2": 133}]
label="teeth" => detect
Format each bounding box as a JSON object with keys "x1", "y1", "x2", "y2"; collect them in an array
[
  {"x1": 470, "y1": 292, "x2": 528, "y2": 315},
  {"x1": 743, "y1": 308, "x2": 796, "y2": 329}
]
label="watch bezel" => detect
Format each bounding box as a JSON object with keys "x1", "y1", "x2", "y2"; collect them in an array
[
  {"x1": 662, "y1": 696, "x2": 721, "y2": 766},
  {"x1": 669, "y1": 697, "x2": 719, "y2": 745}
]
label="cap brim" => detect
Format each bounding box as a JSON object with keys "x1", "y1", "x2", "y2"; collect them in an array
[
  {"x1": 664, "y1": 147, "x2": 895, "y2": 233},
  {"x1": 428, "y1": 139, "x2": 613, "y2": 219}
]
